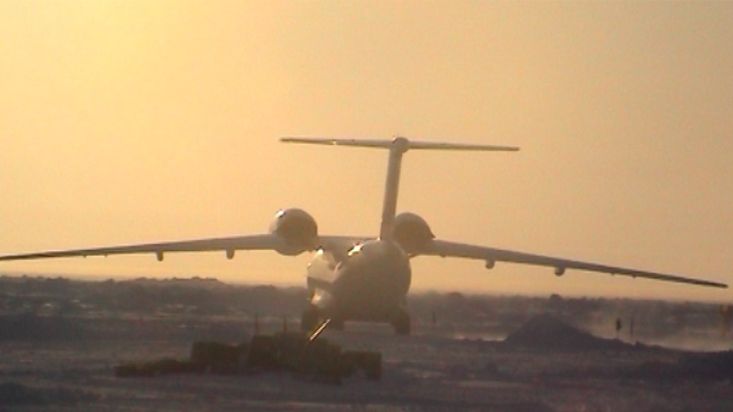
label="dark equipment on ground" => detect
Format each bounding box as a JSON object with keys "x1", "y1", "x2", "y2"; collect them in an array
[{"x1": 115, "y1": 332, "x2": 381, "y2": 383}]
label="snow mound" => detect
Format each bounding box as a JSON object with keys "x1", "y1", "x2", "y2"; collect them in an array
[{"x1": 504, "y1": 314, "x2": 627, "y2": 352}]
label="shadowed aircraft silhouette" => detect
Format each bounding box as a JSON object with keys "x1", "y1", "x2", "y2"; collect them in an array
[{"x1": 1, "y1": 137, "x2": 726, "y2": 336}]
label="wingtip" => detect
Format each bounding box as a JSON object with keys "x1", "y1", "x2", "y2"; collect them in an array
[{"x1": 707, "y1": 281, "x2": 728, "y2": 289}]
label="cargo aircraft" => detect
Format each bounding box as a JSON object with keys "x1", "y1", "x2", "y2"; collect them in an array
[{"x1": 0, "y1": 137, "x2": 727, "y2": 337}]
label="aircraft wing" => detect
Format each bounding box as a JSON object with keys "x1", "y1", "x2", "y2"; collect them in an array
[
  {"x1": 0, "y1": 234, "x2": 372, "y2": 262},
  {"x1": 0, "y1": 234, "x2": 285, "y2": 262},
  {"x1": 420, "y1": 239, "x2": 727, "y2": 289}
]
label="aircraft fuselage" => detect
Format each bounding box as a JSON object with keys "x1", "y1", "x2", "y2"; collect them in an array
[{"x1": 307, "y1": 239, "x2": 411, "y2": 323}]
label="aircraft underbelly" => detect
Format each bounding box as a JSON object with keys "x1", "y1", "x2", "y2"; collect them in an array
[
  {"x1": 334, "y1": 266, "x2": 410, "y2": 320},
  {"x1": 306, "y1": 240, "x2": 411, "y2": 321}
]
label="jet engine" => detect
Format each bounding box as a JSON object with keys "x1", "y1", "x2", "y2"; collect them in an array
[
  {"x1": 392, "y1": 212, "x2": 435, "y2": 255},
  {"x1": 269, "y1": 208, "x2": 319, "y2": 255}
]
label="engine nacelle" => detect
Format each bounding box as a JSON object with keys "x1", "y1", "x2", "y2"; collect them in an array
[
  {"x1": 392, "y1": 212, "x2": 435, "y2": 255},
  {"x1": 269, "y1": 208, "x2": 319, "y2": 255}
]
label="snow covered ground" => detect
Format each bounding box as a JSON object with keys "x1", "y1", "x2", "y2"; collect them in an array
[
  {"x1": 2, "y1": 319, "x2": 733, "y2": 411},
  {"x1": 1, "y1": 277, "x2": 731, "y2": 410}
]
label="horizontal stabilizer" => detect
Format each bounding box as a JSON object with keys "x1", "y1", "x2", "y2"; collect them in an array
[
  {"x1": 281, "y1": 137, "x2": 519, "y2": 152},
  {"x1": 408, "y1": 141, "x2": 519, "y2": 151}
]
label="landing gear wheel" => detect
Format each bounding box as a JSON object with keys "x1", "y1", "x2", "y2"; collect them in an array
[
  {"x1": 301, "y1": 306, "x2": 319, "y2": 332},
  {"x1": 391, "y1": 310, "x2": 411, "y2": 336}
]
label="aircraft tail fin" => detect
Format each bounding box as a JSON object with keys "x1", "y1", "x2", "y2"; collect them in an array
[{"x1": 281, "y1": 136, "x2": 518, "y2": 240}]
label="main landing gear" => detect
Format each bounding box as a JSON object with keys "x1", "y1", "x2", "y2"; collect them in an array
[{"x1": 390, "y1": 309, "x2": 411, "y2": 336}]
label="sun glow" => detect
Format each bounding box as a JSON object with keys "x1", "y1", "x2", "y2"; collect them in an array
[{"x1": 1, "y1": 1, "x2": 731, "y2": 301}]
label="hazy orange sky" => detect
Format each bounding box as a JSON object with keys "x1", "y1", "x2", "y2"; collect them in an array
[{"x1": 1, "y1": 1, "x2": 731, "y2": 301}]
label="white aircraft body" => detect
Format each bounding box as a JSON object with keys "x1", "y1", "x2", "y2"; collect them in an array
[{"x1": 0, "y1": 137, "x2": 727, "y2": 335}]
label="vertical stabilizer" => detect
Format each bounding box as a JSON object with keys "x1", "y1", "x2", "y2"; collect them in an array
[
  {"x1": 378, "y1": 138, "x2": 410, "y2": 240},
  {"x1": 281, "y1": 136, "x2": 519, "y2": 241}
]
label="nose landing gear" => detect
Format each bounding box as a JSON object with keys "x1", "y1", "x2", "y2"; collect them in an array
[
  {"x1": 301, "y1": 305, "x2": 320, "y2": 333},
  {"x1": 303, "y1": 305, "x2": 411, "y2": 336}
]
